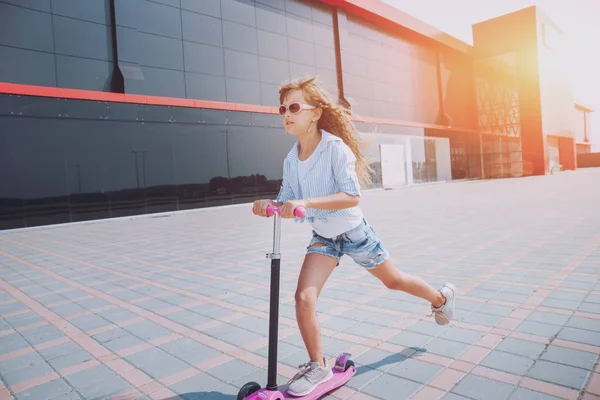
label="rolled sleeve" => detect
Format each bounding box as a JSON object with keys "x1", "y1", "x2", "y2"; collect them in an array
[
  {"x1": 275, "y1": 160, "x2": 295, "y2": 203},
  {"x1": 332, "y1": 142, "x2": 361, "y2": 196}
]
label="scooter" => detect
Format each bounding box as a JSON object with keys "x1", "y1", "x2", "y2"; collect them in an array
[{"x1": 239, "y1": 204, "x2": 356, "y2": 400}]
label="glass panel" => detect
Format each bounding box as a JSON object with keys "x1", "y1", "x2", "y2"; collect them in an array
[
  {"x1": 1, "y1": 120, "x2": 72, "y2": 228},
  {"x1": 359, "y1": 130, "x2": 451, "y2": 188},
  {"x1": 226, "y1": 126, "x2": 296, "y2": 204},
  {"x1": 411, "y1": 137, "x2": 438, "y2": 183},
  {"x1": 173, "y1": 124, "x2": 229, "y2": 209},
  {"x1": 0, "y1": 127, "x2": 26, "y2": 230},
  {"x1": 63, "y1": 121, "x2": 112, "y2": 222}
]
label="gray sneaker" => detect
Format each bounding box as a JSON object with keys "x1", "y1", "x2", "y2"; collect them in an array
[
  {"x1": 287, "y1": 358, "x2": 333, "y2": 397},
  {"x1": 431, "y1": 283, "x2": 456, "y2": 325}
]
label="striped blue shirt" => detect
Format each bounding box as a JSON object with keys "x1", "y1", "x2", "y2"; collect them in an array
[{"x1": 275, "y1": 130, "x2": 364, "y2": 225}]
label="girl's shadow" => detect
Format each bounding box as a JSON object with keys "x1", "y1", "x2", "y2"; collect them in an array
[{"x1": 355, "y1": 346, "x2": 427, "y2": 376}]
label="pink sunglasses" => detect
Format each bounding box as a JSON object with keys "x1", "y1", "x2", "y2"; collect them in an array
[{"x1": 278, "y1": 102, "x2": 315, "y2": 115}]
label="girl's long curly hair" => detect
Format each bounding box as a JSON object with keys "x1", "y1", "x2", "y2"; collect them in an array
[{"x1": 279, "y1": 76, "x2": 372, "y2": 187}]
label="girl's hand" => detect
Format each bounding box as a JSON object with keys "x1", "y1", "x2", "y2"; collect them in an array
[
  {"x1": 280, "y1": 200, "x2": 307, "y2": 219},
  {"x1": 253, "y1": 199, "x2": 275, "y2": 217}
]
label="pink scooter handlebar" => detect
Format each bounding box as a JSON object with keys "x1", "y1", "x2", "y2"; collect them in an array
[{"x1": 253, "y1": 204, "x2": 306, "y2": 218}]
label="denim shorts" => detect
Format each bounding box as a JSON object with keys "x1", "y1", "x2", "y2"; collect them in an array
[{"x1": 306, "y1": 218, "x2": 389, "y2": 269}]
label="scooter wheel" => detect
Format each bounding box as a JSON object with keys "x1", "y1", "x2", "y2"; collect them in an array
[
  {"x1": 344, "y1": 360, "x2": 355, "y2": 371},
  {"x1": 237, "y1": 381, "x2": 261, "y2": 400}
]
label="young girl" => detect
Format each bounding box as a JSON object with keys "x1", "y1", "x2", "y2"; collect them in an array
[{"x1": 252, "y1": 76, "x2": 456, "y2": 397}]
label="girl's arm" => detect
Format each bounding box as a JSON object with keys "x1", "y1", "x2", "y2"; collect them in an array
[{"x1": 304, "y1": 192, "x2": 359, "y2": 210}]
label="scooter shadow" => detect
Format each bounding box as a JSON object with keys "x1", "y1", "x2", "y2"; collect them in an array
[
  {"x1": 355, "y1": 346, "x2": 427, "y2": 376},
  {"x1": 163, "y1": 393, "x2": 235, "y2": 399},
  {"x1": 162, "y1": 348, "x2": 428, "y2": 399}
]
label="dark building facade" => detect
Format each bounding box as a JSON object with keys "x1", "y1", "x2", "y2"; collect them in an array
[{"x1": 0, "y1": 0, "x2": 586, "y2": 230}]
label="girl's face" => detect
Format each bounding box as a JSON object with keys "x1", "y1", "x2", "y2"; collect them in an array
[{"x1": 279, "y1": 89, "x2": 321, "y2": 136}]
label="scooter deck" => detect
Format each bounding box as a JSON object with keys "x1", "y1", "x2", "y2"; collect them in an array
[{"x1": 243, "y1": 365, "x2": 356, "y2": 400}]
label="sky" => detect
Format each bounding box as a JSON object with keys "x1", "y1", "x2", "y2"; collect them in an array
[{"x1": 383, "y1": 0, "x2": 599, "y2": 150}]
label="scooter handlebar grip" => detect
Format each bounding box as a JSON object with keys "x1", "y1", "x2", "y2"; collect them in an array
[
  {"x1": 256, "y1": 204, "x2": 305, "y2": 217},
  {"x1": 293, "y1": 206, "x2": 306, "y2": 218},
  {"x1": 265, "y1": 204, "x2": 275, "y2": 217}
]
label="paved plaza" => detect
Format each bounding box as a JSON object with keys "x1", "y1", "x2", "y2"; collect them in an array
[{"x1": 1, "y1": 168, "x2": 600, "y2": 400}]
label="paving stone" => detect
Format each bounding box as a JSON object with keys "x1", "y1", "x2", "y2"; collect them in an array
[
  {"x1": 540, "y1": 298, "x2": 581, "y2": 311},
  {"x1": 495, "y1": 338, "x2": 546, "y2": 359},
  {"x1": 67, "y1": 314, "x2": 112, "y2": 331},
  {"x1": 135, "y1": 298, "x2": 175, "y2": 312},
  {"x1": 527, "y1": 360, "x2": 589, "y2": 389},
  {"x1": 60, "y1": 290, "x2": 91, "y2": 300},
  {"x1": 0, "y1": 301, "x2": 28, "y2": 315},
  {"x1": 91, "y1": 327, "x2": 129, "y2": 344},
  {"x1": 95, "y1": 307, "x2": 137, "y2": 324},
  {"x1": 34, "y1": 294, "x2": 68, "y2": 306},
  {"x1": 21, "y1": 324, "x2": 65, "y2": 346},
  {"x1": 442, "y1": 393, "x2": 472, "y2": 400},
  {"x1": 229, "y1": 368, "x2": 287, "y2": 391},
  {"x1": 49, "y1": 302, "x2": 87, "y2": 317},
  {"x1": 169, "y1": 372, "x2": 227, "y2": 397},
  {"x1": 480, "y1": 350, "x2": 535, "y2": 375},
  {"x1": 406, "y1": 321, "x2": 451, "y2": 337},
  {"x1": 124, "y1": 320, "x2": 172, "y2": 341},
  {"x1": 424, "y1": 338, "x2": 470, "y2": 358},
  {"x1": 102, "y1": 334, "x2": 145, "y2": 352},
  {"x1": 0, "y1": 352, "x2": 45, "y2": 375},
  {"x1": 319, "y1": 315, "x2": 358, "y2": 332},
  {"x1": 502, "y1": 286, "x2": 536, "y2": 296},
  {"x1": 579, "y1": 302, "x2": 600, "y2": 314},
  {"x1": 14, "y1": 378, "x2": 73, "y2": 400},
  {"x1": 585, "y1": 294, "x2": 600, "y2": 304},
  {"x1": 165, "y1": 309, "x2": 212, "y2": 328},
  {"x1": 38, "y1": 341, "x2": 82, "y2": 360},
  {"x1": 525, "y1": 311, "x2": 570, "y2": 326},
  {"x1": 340, "y1": 309, "x2": 394, "y2": 326},
  {"x1": 465, "y1": 289, "x2": 498, "y2": 299},
  {"x1": 125, "y1": 347, "x2": 189, "y2": 379},
  {"x1": 2, "y1": 359, "x2": 54, "y2": 386},
  {"x1": 557, "y1": 327, "x2": 600, "y2": 347},
  {"x1": 547, "y1": 290, "x2": 586, "y2": 302},
  {"x1": 494, "y1": 292, "x2": 530, "y2": 303},
  {"x1": 75, "y1": 297, "x2": 112, "y2": 310},
  {"x1": 190, "y1": 304, "x2": 236, "y2": 319},
  {"x1": 541, "y1": 345, "x2": 598, "y2": 370},
  {"x1": 159, "y1": 337, "x2": 222, "y2": 365},
  {"x1": 346, "y1": 321, "x2": 385, "y2": 337},
  {"x1": 451, "y1": 374, "x2": 515, "y2": 400},
  {"x1": 322, "y1": 336, "x2": 356, "y2": 358},
  {"x1": 47, "y1": 350, "x2": 94, "y2": 370},
  {"x1": 4, "y1": 312, "x2": 44, "y2": 328},
  {"x1": 111, "y1": 290, "x2": 146, "y2": 301},
  {"x1": 346, "y1": 365, "x2": 385, "y2": 391},
  {"x1": 388, "y1": 331, "x2": 433, "y2": 348},
  {"x1": 64, "y1": 364, "x2": 131, "y2": 399},
  {"x1": 440, "y1": 327, "x2": 485, "y2": 344},
  {"x1": 281, "y1": 332, "x2": 306, "y2": 347},
  {"x1": 352, "y1": 348, "x2": 410, "y2": 373},
  {"x1": 509, "y1": 387, "x2": 562, "y2": 399},
  {"x1": 206, "y1": 359, "x2": 258, "y2": 384},
  {"x1": 566, "y1": 316, "x2": 600, "y2": 332},
  {"x1": 515, "y1": 321, "x2": 561, "y2": 338},
  {"x1": 254, "y1": 341, "x2": 302, "y2": 361},
  {"x1": 387, "y1": 357, "x2": 444, "y2": 384},
  {"x1": 360, "y1": 372, "x2": 423, "y2": 399},
  {"x1": 462, "y1": 312, "x2": 505, "y2": 327}
]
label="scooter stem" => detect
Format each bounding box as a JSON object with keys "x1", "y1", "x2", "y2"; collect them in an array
[{"x1": 266, "y1": 213, "x2": 281, "y2": 391}]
